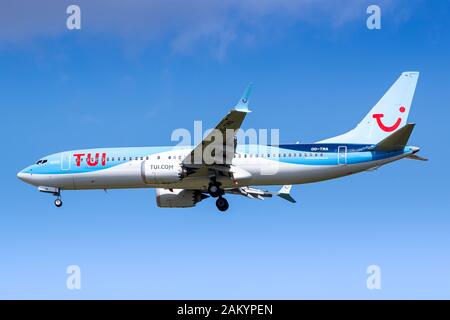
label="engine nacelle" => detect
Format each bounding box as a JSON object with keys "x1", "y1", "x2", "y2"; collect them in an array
[
  {"x1": 155, "y1": 188, "x2": 208, "y2": 208},
  {"x1": 141, "y1": 160, "x2": 185, "y2": 184}
]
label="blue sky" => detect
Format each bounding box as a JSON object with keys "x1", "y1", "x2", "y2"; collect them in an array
[{"x1": 1, "y1": 0, "x2": 449, "y2": 299}]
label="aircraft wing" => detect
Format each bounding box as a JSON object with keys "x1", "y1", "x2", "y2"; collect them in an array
[
  {"x1": 225, "y1": 185, "x2": 296, "y2": 203},
  {"x1": 182, "y1": 84, "x2": 252, "y2": 171}
]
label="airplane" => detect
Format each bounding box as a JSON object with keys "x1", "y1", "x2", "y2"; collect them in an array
[{"x1": 17, "y1": 71, "x2": 426, "y2": 212}]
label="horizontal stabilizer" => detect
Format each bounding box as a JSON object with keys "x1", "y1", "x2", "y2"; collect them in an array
[
  {"x1": 407, "y1": 154, "x2": 428, "y2": 161},
  {"x1": 375, "y1": 123, "x2": 415, "y2": 152},
  {"x1": 277, "y1": 185, "x2": 296, "y2": 203}
]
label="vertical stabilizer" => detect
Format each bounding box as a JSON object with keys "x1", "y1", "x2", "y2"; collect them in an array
[{"x1": 320, "y1": 72, "x2": 419, "y2": 144}]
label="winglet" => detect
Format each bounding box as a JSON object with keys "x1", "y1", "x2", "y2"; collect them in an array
[
  {"x1": 234, "y1": 83, "x2": 252, "y2": 113},
  {"x1": 277, "y1": 185, "x2": 296, "y2": 203}
]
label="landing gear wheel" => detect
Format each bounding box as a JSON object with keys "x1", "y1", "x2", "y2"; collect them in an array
[
  {"x1": 208, "y1": 183, "x2": 222, "y2": 198},
  {"x1": 216, "y1": 197, "x2": 229, "y2": 212},
  {"x1": 54, "y1": 198, "x2": 63, "y2": 208}
]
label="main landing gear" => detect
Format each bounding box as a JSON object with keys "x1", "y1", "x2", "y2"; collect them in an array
[
  {"x1": 208, "y1": 182, "x2": 223, "y2": 198},
  {"x1": 208, "y1": 181, "x2": 229, "y2": 212},
  {"x1": 215, "y1": 196, "x2": 229, "y2": 212}
]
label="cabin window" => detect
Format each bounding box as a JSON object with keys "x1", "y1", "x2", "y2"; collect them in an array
[
  {"x1": 157, "y1": 156, "x2": 160, "y2": 160},
  {"x1": 168, "y1": 156, "x2": 171, "y2": 159}
]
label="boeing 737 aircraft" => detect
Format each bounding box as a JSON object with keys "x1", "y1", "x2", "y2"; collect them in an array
[{"x1": 17, "y1": 72, "x2": 426, "y2": 211}]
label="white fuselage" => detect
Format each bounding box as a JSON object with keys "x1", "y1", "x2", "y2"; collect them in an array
[{"x1": 17, "y1": 144, "x2": 415, "y2": 192}]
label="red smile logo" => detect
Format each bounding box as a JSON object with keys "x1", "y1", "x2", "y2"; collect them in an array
[{"x1": 372, "y1": 106, "x2": 406, "y2": 132}]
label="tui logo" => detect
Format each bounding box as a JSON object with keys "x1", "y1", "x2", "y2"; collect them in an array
[{"x1": 372, "y1": 106, "x2": 406, "y2": 132}]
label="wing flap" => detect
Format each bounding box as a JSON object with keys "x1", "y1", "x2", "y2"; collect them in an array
[{"x1": 225, "y1": 185, "x2": 296, "y2": 203}]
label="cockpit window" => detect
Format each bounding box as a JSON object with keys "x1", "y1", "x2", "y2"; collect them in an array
[{"x1": 36, "y1": 159, "x2": 48, "y2": 165}]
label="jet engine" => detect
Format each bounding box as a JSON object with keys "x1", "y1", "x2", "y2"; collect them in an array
[
  {"x1": 141, "y1": 160, "x2": 186, "y2": 184},
  {"x1": 155, "y1": 188, "x2": 209, "y2": 208}
]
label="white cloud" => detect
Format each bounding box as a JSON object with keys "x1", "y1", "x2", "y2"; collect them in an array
[{"x1": 0, "y1": 0, "x2": 406, "y2": 57}]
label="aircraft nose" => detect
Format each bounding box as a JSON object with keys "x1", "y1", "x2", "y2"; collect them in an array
[
  {"x1": 17, "y1": 168, "x2": 34, "y2": 184},
  {"x1": 17, "y1": 170, "x2": 27, "y2": 181}
]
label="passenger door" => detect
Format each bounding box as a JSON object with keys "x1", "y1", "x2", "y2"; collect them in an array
[{"x1": 337, "y1": 146, "x2": 347, "y2": 165}]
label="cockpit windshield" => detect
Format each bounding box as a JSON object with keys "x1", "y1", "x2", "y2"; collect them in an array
[{"x1": 36, "y1": 160, "x2": 48, "y2": 165}]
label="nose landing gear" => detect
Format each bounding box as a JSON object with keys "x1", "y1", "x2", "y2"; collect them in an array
[
  {"x1": 37, "y1": 186, "x2": 63, "y2": 208},
  {"x1": 53, "y1": 190, "x2": 62, "y2": 208},
  {"x1": 54, "y1": 198, "x2": 63, "y2": 208}
]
